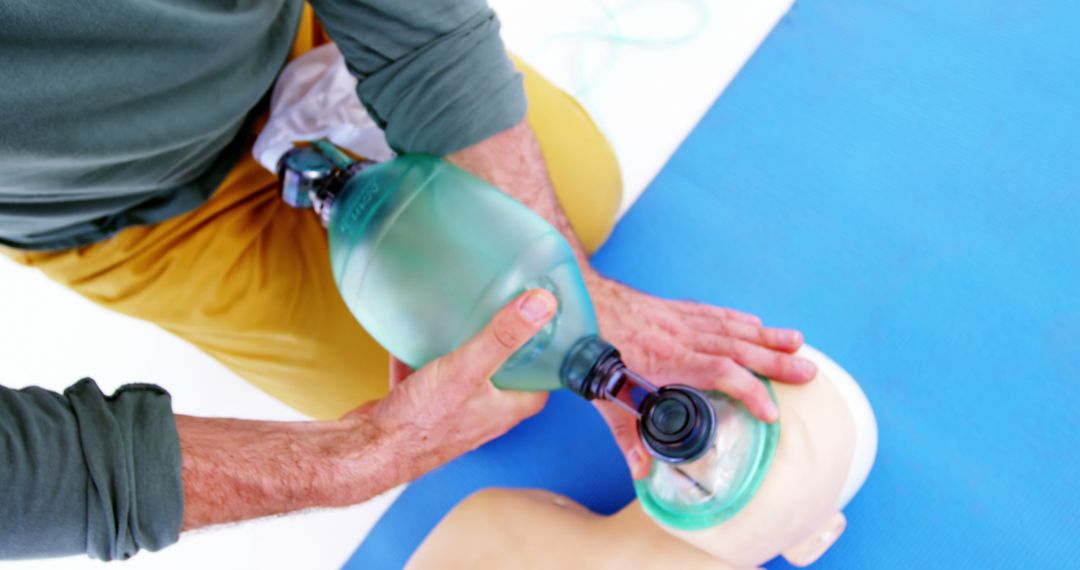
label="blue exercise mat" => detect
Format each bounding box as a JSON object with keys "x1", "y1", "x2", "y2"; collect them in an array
[{"x1": 347, "y1": 1, "x2": 1079, "y2": 567}]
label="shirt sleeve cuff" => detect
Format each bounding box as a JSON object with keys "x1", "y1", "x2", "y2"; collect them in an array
[
  {"x1": 66, "y1": 379, "x2": 183, "y2": 561},
  {"x1": 353, "y1": 9, "x2": 527, "y2": 156}
]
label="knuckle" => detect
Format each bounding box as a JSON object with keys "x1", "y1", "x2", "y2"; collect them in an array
[
  {"x1": 731, "y1": 341, "x2": 753, "y2": 362},
  {"x1": 746, "y1": 379, "x2": 769, "y2": 402},
  {"x1": 717, "y1": 319, "x2": 732, "y2": 337},
  {"x1": 612, "y1": 419, "x2": 638, "y2": 444},
  {"x1": 714, "y1": 356, "x2": 737, "y2": 374},
  {"x1": 729, "y1": 381, "x2": 753, "y2": 401},
  {"x1": 695, "y1": 335, "x2": 716, "y2": 354},
  {"x1": 781, "y1": 356, "x2": 807, "y2": 377},
  {"x1": 773, "y1": 353, "x2": 792, "y2": 374},
  {"x1": 711, "y1": 336, "x2": 733, "y2": 356},
  {"x1": 490, "y1": 310, "x2": 527, "y2": 351},
  {"x1": 717, "y1": 374, "x2": 751, "y2": 400},
  {"x1": 679, "y1": 354, "x2": 709, "y2": 378},
  {"x1": 656, "y1": 316, "x2": 683, "y2": 336},
  {"x1": 646, "y1": 336, "x2": 678, "y2": 362},
  {"x1": 491, "y1": 321, "x2": 524, "y2": 351}
]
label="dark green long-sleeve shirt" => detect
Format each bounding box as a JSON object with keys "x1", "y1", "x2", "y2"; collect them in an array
[
  {"x1": 0, "y1": 0, "x2": 525, "y2": 560},
  {"x1": 0, "y1": 380, "x2": 182, "y2": 560},
  {"x1": 0, "y1": 0, "x2": 525, "y2": 251}
]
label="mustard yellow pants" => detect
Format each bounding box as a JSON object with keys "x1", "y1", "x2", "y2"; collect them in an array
[{"x1": 4, "y1": 12, "x2": 622, "y2": 420}]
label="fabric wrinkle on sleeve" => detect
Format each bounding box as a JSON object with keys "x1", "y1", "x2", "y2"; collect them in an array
[
  {"x1": 309, "y1": 0, "x2": 527, "y2": 156},
  {"x1": 0, "y1": 378, "x2": 183, "y2": 561}
]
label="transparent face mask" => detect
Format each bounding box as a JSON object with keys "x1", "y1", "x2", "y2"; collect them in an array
[{"x1": 634, "y1": 383, "x2": 779, "y2": 531}]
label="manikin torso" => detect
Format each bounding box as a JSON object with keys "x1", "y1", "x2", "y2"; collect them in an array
[{"x1": 407, "y1": 346, "x2": 875, "y2": 569}]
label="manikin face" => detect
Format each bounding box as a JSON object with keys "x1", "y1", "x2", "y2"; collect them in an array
[{"x1": 662, "y1": 345, "x2": 876, "y2": 567}]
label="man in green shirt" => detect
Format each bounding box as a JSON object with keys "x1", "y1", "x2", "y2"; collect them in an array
[{"x1": 0, "y1": 0, "x2": 817, "y2": 560}]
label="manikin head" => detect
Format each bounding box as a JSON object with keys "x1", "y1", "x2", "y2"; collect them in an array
[
  {"x1": 408, "y1": 345, "x2": 878, "y2": 569},
  {"x1": 658, "y1": 344, "x2": 878, "y2": 567}
]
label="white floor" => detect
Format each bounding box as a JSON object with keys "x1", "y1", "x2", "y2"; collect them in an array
[{"x1": 0, "y1": 1, "x2": 792, "y2": 567}]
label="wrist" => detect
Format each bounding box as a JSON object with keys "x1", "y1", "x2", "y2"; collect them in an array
[
  {"x1": 581, "y1": 262, "x2": 602, "y2": 284},
  {"x1": 320, "y1": 413, "x2": 412, "y2": 507},
  {"x1": 584, "y1": 269, "x2": 617, "y2": 303}
]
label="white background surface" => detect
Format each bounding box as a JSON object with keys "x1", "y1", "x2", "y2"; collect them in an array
[
  {"x1": 0, "y1": 1, "x2": 791, "y2": 568},
  {"x1": 493, "y1": 0, "x2": 794, "y2": 214}
]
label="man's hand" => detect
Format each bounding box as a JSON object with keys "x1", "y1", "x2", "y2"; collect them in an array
[
  {"x1": 584, "y1": 273, "x2": 815, "y2": 478},
  {"x1": 177, "y1": 289, "x2": 555, "y2": 531},
  {"x1": 358, "y1": 289, "x2": 555, "y2": 481},
  {"x1": 449, "y1": 119, "x2": 819, "y2": 480}
]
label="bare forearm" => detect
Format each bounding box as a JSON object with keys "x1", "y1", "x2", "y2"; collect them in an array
[
  {"x1": 447, "y1": 120, "x2": 594, "y2": 273},
  {"x1": 175, "y1": 414, "x2": 405, "y2": 531},
  {"x1": 175, "y1": 288, "x2": 560, "y2": 534}
]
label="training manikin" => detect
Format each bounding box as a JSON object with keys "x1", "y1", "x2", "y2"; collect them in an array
[
  {"x1": 258, "y1": 46, "x2": 878, "y2": 568},
  {"x1": 407, "y1": 346, "x2": 877, "y2": 569}
]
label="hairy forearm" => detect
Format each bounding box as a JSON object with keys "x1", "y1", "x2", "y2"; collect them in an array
[
  {"x1": 176, "y1": 414, "x2": 405, "y2": 531},
  {"x1": 447, "y1": 120, "x2": 595, "y2": 274}
]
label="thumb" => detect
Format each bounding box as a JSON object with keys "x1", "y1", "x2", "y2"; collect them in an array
[
  {"x1": 449, "y1": 289, "x2": 557, "y2": 384},
  {"x1": 595, "y1": 401, "x2": 653, "y2": 480}
]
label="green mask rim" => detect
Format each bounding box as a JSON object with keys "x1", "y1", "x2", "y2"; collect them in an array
[{"x1": 633, "y1": 377, "x2": 780, "y2": 531}]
